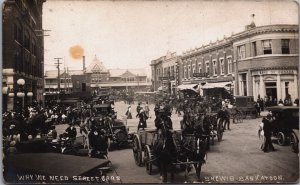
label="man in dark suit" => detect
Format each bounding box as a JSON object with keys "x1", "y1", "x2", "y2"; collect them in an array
[{"x1": 262, "y1": 113, "x2": 275, "y2": 152}]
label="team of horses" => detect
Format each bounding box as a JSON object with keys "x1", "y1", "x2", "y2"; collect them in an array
[{"x1": 151, "y1": 108, "x2": 229, "y2": 182}]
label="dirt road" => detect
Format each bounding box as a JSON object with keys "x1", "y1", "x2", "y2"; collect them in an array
[
  {"x1": 56, "y1": 101, "x2": 299, "y2": 183},
  {"x1": 108, "y1": 101, "x2": 299, "y2": 183}
]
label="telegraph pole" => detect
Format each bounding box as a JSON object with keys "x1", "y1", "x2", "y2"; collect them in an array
[{"x1": 54, "y1": 58, "x2": 62, "y2": 101}]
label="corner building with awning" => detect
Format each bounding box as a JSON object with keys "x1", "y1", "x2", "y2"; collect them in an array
[{"x1": 176, "y1": 23, "x2": 298, "y2": 101}]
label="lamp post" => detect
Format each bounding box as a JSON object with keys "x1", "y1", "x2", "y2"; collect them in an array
[
  {"x1": 16, "y1": 78, "x2": 25, "y2": 115},
  {"x1": 7, "y1": 78, "x2": 33, "y2": 114}
]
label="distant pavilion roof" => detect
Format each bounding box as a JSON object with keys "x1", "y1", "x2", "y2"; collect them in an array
[{"x1": 86, "y1": 55, "x2": 108, "y2": 73}]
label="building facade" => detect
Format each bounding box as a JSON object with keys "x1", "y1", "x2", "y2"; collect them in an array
[
  {"x1": 2, "y1": 0, "x2": 46, "y2": 111},
  {"x1": 152, "y1": 24, "x2": 298, "y2": 102},
  {"x1": 180, "y1": 37, "x2": 234, "y2": 98},
  {"x1": 232, "y1": 24, "x2": 298, "y2": 102},
  {"x1": 150, "y1": 51, "x2": 180, "y2": 94}
]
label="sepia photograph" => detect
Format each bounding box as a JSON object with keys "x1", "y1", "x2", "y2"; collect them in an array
[{"x1": 1, "y1": 0, "x2": 299, "y2": 183}]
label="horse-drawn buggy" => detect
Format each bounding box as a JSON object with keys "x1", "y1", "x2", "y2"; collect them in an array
[{"x1": 132, "y1": 119, "x2": 207, "y2": 182}]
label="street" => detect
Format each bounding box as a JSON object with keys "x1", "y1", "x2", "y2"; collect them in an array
[{"x1": 56, "y1": 101, "x2": 299, "y2": 183}]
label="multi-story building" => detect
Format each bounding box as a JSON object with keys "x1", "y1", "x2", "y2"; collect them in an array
[
  {"x1": 2, "y1": 0, "x2": 46, "y2": 111},
  {"x1": 180, "y1": 36, "x2": 234, "y2": 98},
  {"x1": 232, "y1": 24, "x2": 298, "y2": 102},
  {"x1": 150, "y1": 51, "x2": 180, "y2": 94},
  {"x1": 173, "y1": 23, "x2": 298, "y2": 102}
]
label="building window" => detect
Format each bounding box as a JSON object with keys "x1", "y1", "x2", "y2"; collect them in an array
[
  {"x1": 237, "y1": 45, "x2": 246, "y2": 59},
  {"x1": 198, "y1": 62, "x2": 202, "y2": 73},
  {"x1": 188, "y1": 65, "x2": 191, "y2": 78},
  {"x1": 241, "y1": 73, "x2": 247, "y2": 96},
  {"x1": 262, "y1": 40, "x2": 272, "y2": 54},
  {"x1": 184, "y1": 66, "x2": 187, "y2": 79},
  {"x1": 14, "y1": 24, "x2": 18, "y2": 42},
  {"x1": 192, "y1": 64, "x2": 195, "y2": 75},
  {"x1": 252, "y1": 42, "x2": 257, "y2": 56},
  {"x1": 205, "y1": 61, "x2": 210, "y2": 75},
  {"x1": 213, "y1": 60, "x2": 217, "y2": 76},
  {"x1": 24, "y1": 33, "x2": 30, "y2": 50},
  {"x1": 220, "y1": 58, "x2": 224, "y2": 75},
  {"x1": 171, "y1": 66, "x2": 174, "y2": 77},
  {"x1": 76, "y1": 81, "x2": 80, "y2": 88},
  {"x1": 281, "y1": 39, "x2": 290, "y2": 54},
  {"x1": 227, "y1": 57, "x2": 232, "y2": 74},
  {"x1": 14, "y1": 23, "x2": 22, "y2": 43}
]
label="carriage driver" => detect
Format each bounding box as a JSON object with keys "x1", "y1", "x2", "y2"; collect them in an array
[{"x1": 155, "y1": 109, "x2": 173, "y2": 131}]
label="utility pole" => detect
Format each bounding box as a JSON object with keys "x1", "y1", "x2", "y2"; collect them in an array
[
  {"x1": 54, "y1": 57, "x2": 62, "y2": 101},
  {"x1": 137, "y1": 73, "x2": 139, "y2": 91}
]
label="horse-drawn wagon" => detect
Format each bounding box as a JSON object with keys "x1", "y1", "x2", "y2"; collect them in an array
[
  {"x1": 233, "y1": 96, "x2": 257, "y2": 119},
  {"x1": 132, "y1": 126, "x2": 206, "y2": 182},
  {"x1": 204, "y1": 112, "x2": 224, "y2": 146}
]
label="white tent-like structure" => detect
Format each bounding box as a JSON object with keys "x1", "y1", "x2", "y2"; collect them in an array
[
  {"x1": 176, "y1": 84, "x2": 199, "y2": 93},
  {"x1": 201, "y1": 82, "x2": 233, "y2": 91}
]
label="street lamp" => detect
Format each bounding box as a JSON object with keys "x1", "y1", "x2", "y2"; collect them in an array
[
  {"x1": 16, "y1": 78, "x2": 25, "y2": 113},
  {"x1": 8, "y1": 90, "x2": 15, "y2": 98},
  {"x1": 7, "y1": 78, "x2": 34, "y2": 111}
]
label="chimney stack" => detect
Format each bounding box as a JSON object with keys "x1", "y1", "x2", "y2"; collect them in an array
[{"x1": 83, "y1": 55, "x2": 86, "y2": 73}]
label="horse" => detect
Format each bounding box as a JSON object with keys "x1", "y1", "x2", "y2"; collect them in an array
[
  {"x1": 153, "y1": 120, "x2": 178, "y2": 183},
  {"x1": 181, "y1": 114, "x2": 207, "y2": 181}
]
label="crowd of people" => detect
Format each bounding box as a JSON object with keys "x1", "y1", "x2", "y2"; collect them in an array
[{"x1": 2, "y1": 97, "x2": 116, "y2": 156}]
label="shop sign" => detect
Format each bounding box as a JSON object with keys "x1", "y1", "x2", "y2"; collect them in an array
[
  {"x1": 279, "y1": 70, "x2": 294, "y2": 74},
  {"x1": 159, "y1": 76, "x2": 169, "y2": 81},
  {"x1": 254, "y1": 70, "x2": 294, "y2": 75}
]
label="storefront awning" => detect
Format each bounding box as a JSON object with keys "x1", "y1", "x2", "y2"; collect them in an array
[
  {"x1": 176, "y1": 84, "x2": 199, "y2": 92},
  {"x1": 201, "y1": 82, "x2": 233, "y2": 89},
  {"x1": 158, "y1": 86, "x2": 167, "y2": 91}
]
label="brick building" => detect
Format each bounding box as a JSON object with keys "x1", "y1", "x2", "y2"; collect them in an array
[
  {"x1": 180, "y1": 36, "x2": 234, "y2": 98},
  {"x1": 151, "y1": 24, "x2": 298, "y2": 102},
  {"x1": 182, "y1": 24, "x2": 299, "y2": 101},
  {"x1": 2, "y1": 0, "x2": 46, "y2": 111},
  {"x1": 232, "y1": 24, "x2": 298, "y2": 102},
  {"x1": 150, "y1": 51, "x2": 180, "y2": 94}
]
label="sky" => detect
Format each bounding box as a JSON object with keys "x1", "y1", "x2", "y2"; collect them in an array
[{"x1": 43, "y1": 0, "x2": 298, "y2": 75}]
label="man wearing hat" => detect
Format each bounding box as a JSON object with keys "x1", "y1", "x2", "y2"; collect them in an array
[
  {"x1": 65, "y1": 123, "x2": 77, "y2": 139},
  {"x1": 261, "y1": 112, "x2": 275, "y2": 152},
  {"x1": 137, "y1": 108, "x2": 148, "y2": 130},
  {"x1": 136, "y1": 103, "x2": 142, "y2": 118}
]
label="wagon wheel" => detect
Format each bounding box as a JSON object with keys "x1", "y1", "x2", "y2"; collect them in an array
[
  {"x1": 144, "y1": 145, "x2": 153, "y2": 175},
  {"x1": 242, "y1": 111, "x2": 247, "y2": 119},
  {"x1": 277, "y1": 132, "x2": 286, "y2": 146},
  {"x1": 290, "y1": 132, "x2": 299, "y2": 153},
  {"x1": 236, "y1": 112, "x2": 243, "y2": 123},
  {"x1": 107, "y1": 137, "x2": 112, "y2": 151},
  {"x1": 132, "y1": 134, "x2": 143, "y2": 166},
  {"x1": 217, "y1": 119, "x2": 224, "y2": 142}
]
